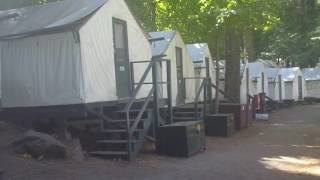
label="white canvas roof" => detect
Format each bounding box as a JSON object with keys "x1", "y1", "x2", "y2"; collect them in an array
[
  {"x1": 248, "y1": 62, "x2": 264, "y2": 79},
  {"x1": 186, "y1": 43, "x2": 208, "y2": 63},
  {"x1": 282, "y1": 67, "x2": 301, "y2": 82},
  {"x1": 0, "y1": 0, "x2": 107, "y2": 40},
  {"x1": 267, "y1": 68, "x2": 280, "y2": 81},
  {"x1": 1, "y1": 0, "x2": 153, "y2": 107},
  {"x1": 302, "y1": 68, "x2": 320, "y2": 81},
  {"x1": 149, "y1": 31, "x2": 175, "y2": 57}
]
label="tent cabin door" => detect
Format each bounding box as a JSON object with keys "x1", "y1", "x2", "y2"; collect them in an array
[
  {"x1": 176, "y1": 47, "x2": 185, "y2": 105},
  {"x1": 261, "y1": 72, "x2": 265, "y2": 93},
  {"x1": 298, "y1": 76, "x2": 303, "y2": 100},
  {"x1": 279, "y1": 75, "x2": 282, "y2": 101},
  {"x1": 113, "y1": 18, "x2": 131, "y2": 98}
]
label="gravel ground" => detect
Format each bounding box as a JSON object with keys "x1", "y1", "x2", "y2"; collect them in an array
[{"x1": 1, "y1": 104, "x2": 320, "y2": 180}]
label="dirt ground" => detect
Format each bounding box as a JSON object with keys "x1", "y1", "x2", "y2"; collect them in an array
[{"x1": 1, "y1": 104, "x2": 320, "y2": 180}]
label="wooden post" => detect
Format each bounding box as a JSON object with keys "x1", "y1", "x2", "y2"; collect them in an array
[
  {"x1": 214, "y1": 38, "x2": 220, "y2": 114},
  {"x1": 166, "y1": 60, "x2": 173, "y2": 124},
  {"x1": 152, "y1": 58, "x2": 160, "y2": 136}
]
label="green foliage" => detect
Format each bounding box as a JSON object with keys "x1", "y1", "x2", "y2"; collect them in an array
[{"x1": 257, "y1": 0, "x2": 320, "y2": 67}]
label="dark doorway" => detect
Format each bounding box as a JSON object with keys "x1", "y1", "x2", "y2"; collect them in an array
[
  {"x1": 262, "y1": 72, "x2": 265, "y2": 93},
  {"x1": 176, "y1": 47, "x2": 185, "y2": 105},
  {"x1": 279, "y1": 75, "x2": 282, "y2": 101},
  {"x1": 298, "y1": 76, "x2": 303, "y2": 100},
  {"x1": 113, "y1": 18, "x2": 131, "y2": 98}
]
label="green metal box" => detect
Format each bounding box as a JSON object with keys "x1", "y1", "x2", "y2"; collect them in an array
[
  {"x1": 157, "y1": 121, "x2": 205, "y2": 157},
  {"x1": 205, "y1": 114, "x2": 234, "y2": 137}
]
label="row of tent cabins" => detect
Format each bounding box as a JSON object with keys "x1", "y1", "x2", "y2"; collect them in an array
[
  {"x1": 0, "y1": 0, "x2": 317, "y2": 159},
  {"x1": 0, "y1": 0, "x2": 220, "y2": 160},
  {"x1": 218, "y1": 59, "x2": 309, "y2": 111},
  {"x1": 246, "y1": 61, "x2": 307, "y2": 107}
]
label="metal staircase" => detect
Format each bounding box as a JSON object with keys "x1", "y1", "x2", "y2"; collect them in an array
[
  {"x1": 82, "y1": 56, "x2": 172, "y2": 161},
  {"x1": 172, "y1": 76, "x2": 209, "y2": 122}
]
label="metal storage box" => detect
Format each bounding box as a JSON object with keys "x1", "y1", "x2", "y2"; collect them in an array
[
  {"x1": 246, "y1": 104, "x2": 254, "y2": 127},
  {"x1": 219, "y1": 103, "x2": 247, "y2": 130},
  {"x1": 205, "y1": 114, "x2": 234, "y2": 137},
  {"x1": 157, "y1": 121, "x2": 205, "y2": 157}
]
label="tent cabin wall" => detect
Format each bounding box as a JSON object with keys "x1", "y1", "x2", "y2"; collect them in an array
[
  {"x1": 0, "y1": 0, "x2": 152, "y2": 109},
  {"x1": 1, "y1": 32, "x2": 82, "y2": 108},
  {"x1": 282, "y1": 68, "x2": 306, "y2": 101},
  {"x1": 186, "y1": 43, "x2": 216, "y2": 101},
  {"x1": 302, "y1": 68, "x2": 320, "y2": 98},
  {"x1": 267, "y1": 68, "x2": 285, "y2": 101},
  {"x1": 240, "y1": 64, "x2": 249, "y2": 104},
  {"x1": 79, "y1": 0, "x2": 152, "y2": 103},
  {"x1": 218, "y1": 61, "x2": 249, "y2": 104},
  {"x1": 150, "y1": 31, "x2": 196, "y2": 107},
  {"x1": 248, "y1": 62, "x2": 269, "y2": 96},
  {"x1": 305, "y1": 80, "x2": 320, "y2": 98}
]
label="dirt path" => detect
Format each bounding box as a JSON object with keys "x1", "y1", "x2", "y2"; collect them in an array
[{"x1": 1, "y1": 105, "x2": 320, "y2": 180}]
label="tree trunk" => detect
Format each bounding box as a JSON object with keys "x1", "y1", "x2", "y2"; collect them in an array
[
  {"x1": 150, "y1": 0, "x2": 157, "y2": 31},
  {"x1": 244, "y1": 30, "x2": 256, "y2": 62},
  {"x1": 225, "y1": 27, "x2": 241, "y2": 103}
]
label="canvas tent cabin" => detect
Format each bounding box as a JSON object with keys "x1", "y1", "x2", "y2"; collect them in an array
[
  {"x1": 282, "y1": 67, "x2": 306, "y2": 101},
  {"x1": 218, "y1": 60, "x2": 250, "y2": 105},
  {"x1": 0, "y1": 0, "x2": 153, "y2": 117},
  {"x1": 248, "y1": 61, "x2": 269, "y2": 97},
  {"x1": 266, "y1": 68, "x2": 285, "y2": 102},
  {"x1": 186, "y1": 43, "x2": 216, "y2": 100},
  {"x1": 149, "y1": 31, "x2": 196, "y2": 106},
  {"x1": 302, "y1": 68, "x2": 320, "y2": 99}
]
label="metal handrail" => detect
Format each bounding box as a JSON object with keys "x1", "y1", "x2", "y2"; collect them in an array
[
  {"x1": 183, "y1": 77, "x2": 208, "y2": 119},
  {"x1": 265, "y1": 95, "x2": 275, "y2": 102},
  {"x1": 194, "y1": 78, "x2": 207, "y2": 119},
  {"x1": 124, "y1": 61, "x2": 154, "y2": 112},
  {"x1": 124, "y1": 60, "x2": 155, "y2": 158},
  {"x1": 129, "y1": 87, "x2": 154, "y2": 136},
  {"x1": 211, "y1": 83, "x2": 237, "y2": 103},
  {"x1": 125, "y1": 57, "x2": 173, "y2": 159}
]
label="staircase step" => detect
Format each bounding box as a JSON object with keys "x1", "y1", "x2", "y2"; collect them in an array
[
  {"x1": 90, "y1": 151, "x2": 128, "y2": 156},
  {"x1": 102, "y1": 129, "x2": 145, "y2": 133},
  {"x1": 107, "y1": 119, "x2": 146, "y2": 123},
  {"x1": 116, "y1": 109, "x2": 149, "y2": 113},
  {"x1": 96, "y1": 140, "x2": 139, "y2": 144},
  {"x1": 174, "y1": 112, "x2": 201, "y2": 116},
  {"x1": 174, "y1": 117, "x2": 198, "y2": 122}
]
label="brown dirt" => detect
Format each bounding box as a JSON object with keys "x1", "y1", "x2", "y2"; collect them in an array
[{"x1": 1, "y1": 104, "x2": 320, "y2": 180}]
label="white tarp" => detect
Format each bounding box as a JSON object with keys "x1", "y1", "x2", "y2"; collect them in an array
[
  {"x1": 1, "y1": 0, "x2": 152, "y2": 107},
  {"x1": 2, "y1": 32, "x2": 82, "y2": 107},
  {"x1": 0, "y1": 0, "x2": 108, "y2": 40}
]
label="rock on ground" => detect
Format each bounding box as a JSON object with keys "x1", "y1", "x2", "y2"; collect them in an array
[{"x1": 12, "y1": 130, "x2": 67, "y2": 159}]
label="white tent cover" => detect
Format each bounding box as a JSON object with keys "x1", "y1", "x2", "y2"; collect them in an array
[
  {"x1": 282, "y1": 67, "x2": 301, "y2": 82},
  {"x1": 302, "y1": 68, "x2": 320, "y2": 81},
  {"x1": 149, "y1": 31, "x2": 196, "y2": 106},
  {"x1": 0, "y1": 0, "x2": 152, "y2": 107},
  {"x1": 0, "y1": 0, "x2": 107, "y2": 40}
]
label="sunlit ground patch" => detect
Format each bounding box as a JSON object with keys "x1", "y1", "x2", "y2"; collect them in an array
[{"x1": 259, "y1": 156, "x2": 320, "y2": 176}]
